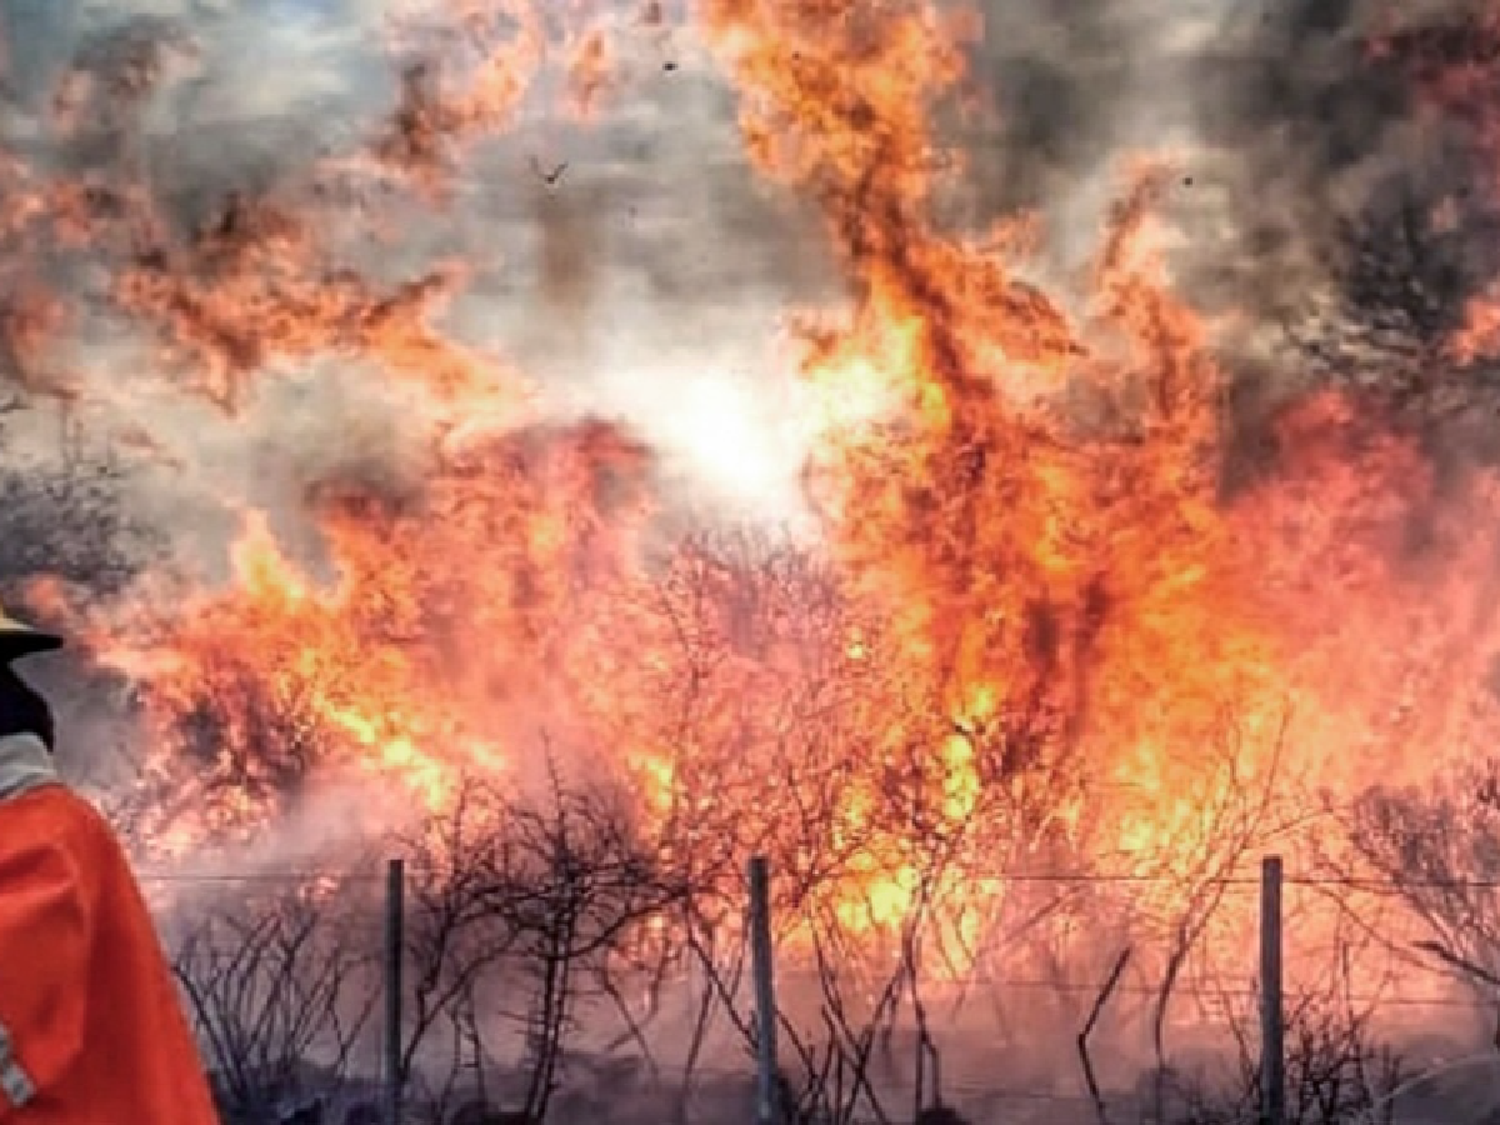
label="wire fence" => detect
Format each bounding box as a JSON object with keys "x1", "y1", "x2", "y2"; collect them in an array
[
  {"x1": 133, "y1": 867, "x2": 1500, "y2": 890},
  {"x1": 139, "y1": 857, "x2": 1500, "y2": 1124}
]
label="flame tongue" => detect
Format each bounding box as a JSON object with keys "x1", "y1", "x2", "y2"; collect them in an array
[{"x1": 696, "y1": 0, "x2": 1279, "y2": 878}]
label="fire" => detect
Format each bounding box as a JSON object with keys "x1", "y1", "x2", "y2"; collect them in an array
[
  {"x1": 12, "y1": 0, "x2": 1500, "y2": 993},
  {"x1": 735, "y1": 0, "x2": 1283, "y2": 904}
]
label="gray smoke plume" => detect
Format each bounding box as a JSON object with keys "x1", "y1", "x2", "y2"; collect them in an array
[
  {"x1": 923, "y1": 0, "x2": 1500, "y2": 515},
  {"x1": 0, "y1": 0, "x2": 833, "y2": 570}
]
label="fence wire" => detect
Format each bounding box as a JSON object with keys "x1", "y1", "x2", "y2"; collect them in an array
[{"x1": 135, "y1": 860, "x2": 1500, "y2": 1124}]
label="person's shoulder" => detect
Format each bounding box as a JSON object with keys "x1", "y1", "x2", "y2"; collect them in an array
[
  {"x1": 0, "y1": 782, "x2": 87, "y2": 819},
  {"x1": 0, "y1": 784, "x2": 127, "y2": 854}
]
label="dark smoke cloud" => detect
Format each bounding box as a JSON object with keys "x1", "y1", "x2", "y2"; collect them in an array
[
  {"x1": 1186, "y1": 3, "x2": 1499, "y2": 372},
  {"x1": 957, "y1": 0, "x2": 1500, "y2": 441}
]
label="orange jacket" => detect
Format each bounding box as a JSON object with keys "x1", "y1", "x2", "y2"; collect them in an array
[{"x1": 0, "y1": 734, "x2": 219, "y2": 1124}]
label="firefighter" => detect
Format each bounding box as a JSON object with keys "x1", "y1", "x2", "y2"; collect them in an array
[{"x1": 0, "y1": 607, "x2": 219, "y2": 1123}]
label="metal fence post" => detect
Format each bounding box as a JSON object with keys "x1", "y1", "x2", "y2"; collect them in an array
[
  {"x1": 748, "y1": 856, "x2": 780, "y2": 1125},
  {"x1": 1260, "y1": 855, "x2": 1285, "y2": 1125},
  {"x1": 384, "y1": 858, "x2": 406, "y2": 1125}
]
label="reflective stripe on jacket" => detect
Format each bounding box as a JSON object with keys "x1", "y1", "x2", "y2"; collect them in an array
[{"x1": 0, "y1": 733, "x2": 219, "y2": 1124}]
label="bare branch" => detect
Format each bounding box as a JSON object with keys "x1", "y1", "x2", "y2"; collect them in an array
[{"x1": 1078, "y1": 947, "x2": 1131, "y2": 1125}]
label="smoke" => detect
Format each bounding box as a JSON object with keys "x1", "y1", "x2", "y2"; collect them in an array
[
  {"x1": 954, "y1": 0, "x2": 1500, "y2": 434},
  {"x1": 4, "y1": 0, "x2": 1490, "y2": 575},
  {"x1": 0, "y1": 0, "x2": 834, "y2": 580}
]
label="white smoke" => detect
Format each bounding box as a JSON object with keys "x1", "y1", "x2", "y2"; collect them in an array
[{"x1": 0, "y1": 0, "x2": 835, "y2": 563}]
